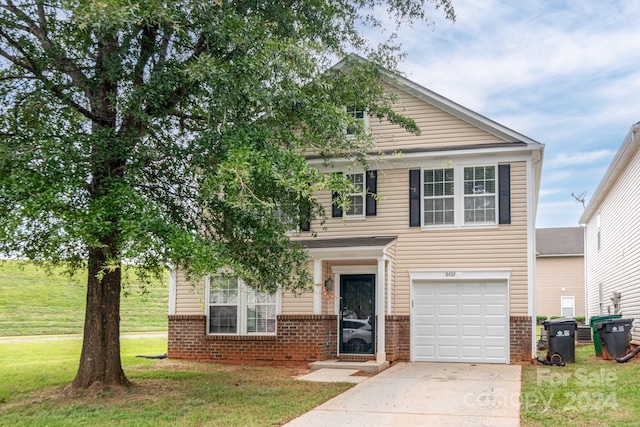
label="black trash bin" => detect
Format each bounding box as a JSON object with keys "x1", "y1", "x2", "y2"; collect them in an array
[
  {"x1": 543, "y1": 318, "x2": 577, "y2": 364},
  {"x1": 590, "y1": 314, "x2": 622, "y2": 357},
  {"x1": 595, "y1": 318, "x2": 634, "y2": 360}
]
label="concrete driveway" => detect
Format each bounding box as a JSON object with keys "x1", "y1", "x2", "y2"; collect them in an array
[{"x1": 285, "y1": 362, "x2": 521, "y2": 427}]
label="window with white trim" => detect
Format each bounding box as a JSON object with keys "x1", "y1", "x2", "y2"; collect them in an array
[
  {"x1": 463, "y1": 166, "x2": 496, "y2": 223},
  {"x1": 345, "y1": 106, "x2": 368, "y2": 136},
  {"x1": 207, "y1": 276, "x2": 278, "y2": 335},
  {"x1": 346, "y1": 172, "x2": 365, "y2": 217},
  {"x1": 422, "y1": 164, "x2": 498, "y2": 227},
  {"x1": 561, "y1": 296, "x2": 575, "y2": 318},
  {"x1": 424, "y1": 168, "x2": 454, "y2": 225}
]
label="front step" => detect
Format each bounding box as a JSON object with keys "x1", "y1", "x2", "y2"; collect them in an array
[{"x1": 308, "y1": 359, "x2": 390, "y2": 374}]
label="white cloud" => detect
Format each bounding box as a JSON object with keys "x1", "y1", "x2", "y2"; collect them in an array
[{"x1": 545, "y1": 150, "x2": 616, "y2": 168}]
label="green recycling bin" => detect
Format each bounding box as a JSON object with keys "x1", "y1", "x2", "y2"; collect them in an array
[{"x1": 590, "y1": 314, "x2": 622, "y2": 357}]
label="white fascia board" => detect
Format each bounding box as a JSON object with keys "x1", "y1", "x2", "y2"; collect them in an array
[
  {"x1": 307, "y1": 244, "x2": 390, "y2": 261},
  {"x1": 580, "y1": 122, "x2": 640, "y2": 225}
]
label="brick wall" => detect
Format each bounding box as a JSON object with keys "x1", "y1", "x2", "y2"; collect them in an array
[
  {"x1": 168, "y1": 314, "x2": 337, "y2": 363},
  {"x1": 385, "y1": 315, "x2": 410, "y2": 361},
  {"x1": 510, "y1": 315, "x2": 533, "y2": 362},
  {"x1": 169, "y1": 314, "x2": 532, "y2": 364}
]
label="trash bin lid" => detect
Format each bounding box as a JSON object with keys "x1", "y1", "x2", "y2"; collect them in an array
[
  {"x1": 543, "y1": 318, "x2": 578, "y2": 326},
  {"x1": 589, "y1": 314, "x2": 622, "y2": 327}
]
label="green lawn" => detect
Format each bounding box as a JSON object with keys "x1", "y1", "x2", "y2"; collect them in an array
[
  {"x1": 0, "y1": 337, "x2": 351, "y2": 426},
  {"x1": 522, "y1": 344, "x2": 640, "y2": 426},
  {"x1": 0, "y1": 260, "x2": 168, "y2": 336}
]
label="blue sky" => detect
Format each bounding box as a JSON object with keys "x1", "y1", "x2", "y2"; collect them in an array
[{"x1": 376, "y1": 0, "x2": 640, "y2": 228}]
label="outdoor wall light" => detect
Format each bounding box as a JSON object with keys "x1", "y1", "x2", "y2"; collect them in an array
[{"x1": 324, "y1": 277, "x2": 334, "y2": 292}]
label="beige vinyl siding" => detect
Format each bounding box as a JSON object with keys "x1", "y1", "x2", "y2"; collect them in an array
[
  {"x1": 174, "y1": 270, "x2": 205, "y2": 315},
  {"x1": 536, "y1": 256, "x2": 585, "y2": 318},
  {"x1": 298, "y1": 161, "x2": 530, "y2": 316},
  {"x1": 367, "y1": 84, "x2": 504, "y2": 152},
  {"x1": 280, "y1": 261, "x2": 315, "y2": 314},
  {"x1": 584, "y1": 146, "x2": 640, "y2": 340}
]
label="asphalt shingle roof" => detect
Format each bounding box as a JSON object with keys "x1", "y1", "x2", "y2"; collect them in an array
[{"x1": 536, "y1": 227, "x2": 584, "y2": 256}]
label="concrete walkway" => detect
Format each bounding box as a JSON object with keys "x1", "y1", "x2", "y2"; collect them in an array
[{"x1": 286, "y1": 362, "x2": 521, "y2": 427}]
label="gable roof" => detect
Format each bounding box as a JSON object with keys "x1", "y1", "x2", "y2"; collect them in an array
[
  {"x1": 334, "y1": 54, "x2": 545, "y2": 152},
  {"x1": 536, "y1": 227, "x2": 584, "y2": 257},
  {"x1": 579, "y1": 121, "x2": 640, "y2": 225}
]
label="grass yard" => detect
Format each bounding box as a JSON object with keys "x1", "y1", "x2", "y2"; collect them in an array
[
  {"x1": 0, "y1": 260, "x2": 169, "y2": 336},
  {"x1": 522, "y1": 344, "x2": 640, "y2": 426},
  {"x1": 0, "y1": 337, "x2": 352, "y2": 426}
]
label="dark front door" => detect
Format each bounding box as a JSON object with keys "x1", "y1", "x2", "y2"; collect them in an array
[{"x1": 340, "y1": 274, "x2": 375, "y2": 354}]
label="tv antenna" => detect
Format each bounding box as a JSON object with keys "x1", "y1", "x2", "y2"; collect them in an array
[{"x1": 571, "y1": 191, "x2": 586, "y2": 209}]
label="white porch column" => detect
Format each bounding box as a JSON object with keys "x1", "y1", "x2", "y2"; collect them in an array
[
  {"x1": 376, "y1": 256, "x2": 386, "y2": 363},
  {"x1": 313, "y1": 259, "x2": 322, "y2": 314}
]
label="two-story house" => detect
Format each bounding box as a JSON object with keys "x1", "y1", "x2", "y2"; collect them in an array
[{"x1": 167, "y1": 58, "x2": 544, "y2": 365}]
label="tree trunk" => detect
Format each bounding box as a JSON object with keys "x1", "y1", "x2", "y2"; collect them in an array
[{"x1": 71, "y1": 246, "x2": 130, "y2": 390}]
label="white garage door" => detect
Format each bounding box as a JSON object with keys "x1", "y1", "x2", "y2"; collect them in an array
[{"x1": 412, "y1": 281, "x2": 509, "y2": 364}]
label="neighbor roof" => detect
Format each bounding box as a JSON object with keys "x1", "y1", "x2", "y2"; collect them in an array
[{"x1": 536, "y1": 227, "x2": 584, "y2": 256}]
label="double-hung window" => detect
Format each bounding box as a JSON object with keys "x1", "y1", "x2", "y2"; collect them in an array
[
  {"x1": 421, "y1": 164, "x2": 499, "y2": 228},
  {"x1": 424, "y1": 168, "x2": 454, "y2": 225},
  {"x1": 346, "y1": 172, "x2": 365, "y2": 217},
  {"x1": 463, "y1": 166, "x2": 496, "y2": 224},
  {"x1": 207, "y1": 276, "x2": 278, "y2": 335}
]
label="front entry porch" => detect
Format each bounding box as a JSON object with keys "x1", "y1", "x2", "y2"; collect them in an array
[{"x1": 301, "y1": 236, "x2": 397, "y2": 364}]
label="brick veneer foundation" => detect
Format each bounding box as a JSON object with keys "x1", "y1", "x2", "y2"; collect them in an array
[
  {"x1": 168, "y1": 314, "x2": 338, "y2": 363},
  {"x1": 168, "y1": 314, "x2": 532, "y2": 364},
  {"x1": 510, "y1": 315, "x2": 533, "y2": 362}
]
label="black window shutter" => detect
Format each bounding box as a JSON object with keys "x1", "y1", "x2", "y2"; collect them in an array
[
  {"x1": 409, "y1": 169, "x2": 421, "y2": 227},
  {"x1": 299, "y1": 198, "x2": 311, "y2": 231},
  {"x1": 365, "y1": 170, "x2": 377, "y2": 216},
  {"x1": 498, "y1": 164, "x2": 511, "y2": 224},
  {"x1": 332, "y1": 172, "x2": 343, "y2": 218}
]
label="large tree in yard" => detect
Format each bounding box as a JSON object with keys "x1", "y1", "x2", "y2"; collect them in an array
[{"x1": 0, "y1": 0, "x2": 454, "y2": 390}]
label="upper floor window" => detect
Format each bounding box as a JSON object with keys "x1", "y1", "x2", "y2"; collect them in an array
[
  {"x1": 332, "y1": 170, "x2": 377, "y2": 219},
  {"x1": 424, "y1": 168, "x2": 454, "y2": 225},
  {"x1": 345, "y1": 106, "x2": 368, "y2": 136},
  {"x1": 207, "y1": 276, "x2": 278, "y2": 335},
  {"x1": 420, "y1": 164, "x2": 499, "y2": 228},
  {"x1": 346, "y1": 172, "x2": 365, "y2": 217},
  {"x1": 463, "y1": 166, "x2": 496, "y2": 224}
]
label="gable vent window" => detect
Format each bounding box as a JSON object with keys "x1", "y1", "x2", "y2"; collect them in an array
[{"x1": 345, "y1": 106, "x2": 368, "y2": 136}]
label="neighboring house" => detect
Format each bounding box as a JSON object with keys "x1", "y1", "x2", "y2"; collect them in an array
[
  {"x1": 580, "y1": 121, "x2": 640, "y2": 342},
  {"x1": 168, "y1": 57, "x2": 545, "y2": 365},
  {"x1": 535, "y1": 227, "x2": 585, "y2": 320}
]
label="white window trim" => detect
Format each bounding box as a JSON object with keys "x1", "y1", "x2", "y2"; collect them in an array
[
  {"x1": 561, "y1": 296, "x2": 575, "y2": 318},
  {"x1": 205, "y1": 276, "x2": 281, "y2": 336},
  {"x1": 344, "y1": 172, "x2": 366, "y2": 219},
  {"x1": 421, "y1": 163, "x2": 499, "y2": 230},
  {"x1": 345, "y1": 106, "x2": 369, "y2": 139}
]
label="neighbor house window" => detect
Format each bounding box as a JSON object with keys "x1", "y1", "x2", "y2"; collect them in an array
[
  {"x1": 207, "y1": 276, "x2": 278, "y2": 335},
  {"x1": 346, "y1": 172, "x2": 365, "y2": 217},
  {"x1": 422, "y1": 164, "x2": 498, "y2": 227},
  {"x1": 561, "y1": 296, "x2": 575, "y2": 318}
]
